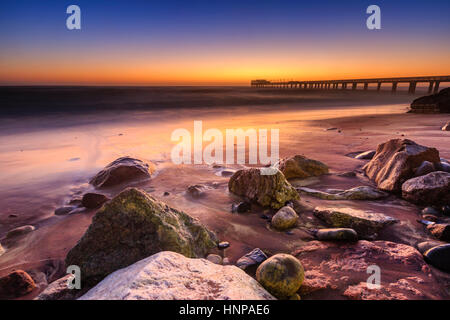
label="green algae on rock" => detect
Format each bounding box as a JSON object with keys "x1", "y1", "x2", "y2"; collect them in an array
[
  {"x1": 228, "y1": 168, "x2": 299, "y2": 209},
  {"x1": 278, "y1": 155, "x2": 329, "y2": 180},
  {"x1": 256, "y1": 253, "x2": 304, "y2": 299},
  {"x1": 66, "y1": 187, "x2": 217, "y2": 283}
]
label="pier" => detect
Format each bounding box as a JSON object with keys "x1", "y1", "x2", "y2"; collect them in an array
[{"x1": 251, "y1": 76, "x2": 450, "y2": 94}]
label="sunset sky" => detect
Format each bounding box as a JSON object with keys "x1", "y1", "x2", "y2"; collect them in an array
[{"x1": 1, "y1": 0, "x2": 449, "y2": 85}]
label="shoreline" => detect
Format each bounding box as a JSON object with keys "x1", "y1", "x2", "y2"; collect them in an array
[{"x1": 0, "y1": 102, "x2": 449, "y2": 299}]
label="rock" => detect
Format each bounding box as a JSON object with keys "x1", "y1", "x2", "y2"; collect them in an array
[
  {"x1": 163, "y1": 191, "x2": 170, "y2": 196},
  {"x1": 416, "y1": 241, "x2": 445, "y2": 254},
  {"x1": 186, "y1": 184, "x2": 206, "y2": 198},
  {"x1": 79, "y1": 251, "x2": 275, "y2": 300},
  {"x1": 363, "y1": 139, "x2": 440, "y2": 192},
  {"x1": 422, "y1": 214, "x2": 440, "y2": 222},
  {"x1": 236, "y1": 248, "x2": 268, "y2": 270},
  {"x1": 315, "y1": 228, "x2": 358, "y2": 242},
  {"x1": 35, "y1": 275, "x2": 78, "y2": 300},
  {"x1": 81, "y1": 193, "x2": 109, "y2": 209},
  {"x1": 298, "y1": 186, "x2": 388, "y2": 200},
  {"x1": 424, "y1": 244, "x2": 450, "y2": 272},
  {"x1": 414, "y1": 161, "x2": 436, "y2": 177},
  {"x1": 0, "y1": 270, "x2": 36, "y2": 299},
  {"x1": 228, "y1": 168, "x2": 299, "y2": 209},
  {"x1": 65, "y1": 188, "x2": 217, "y2": 283},
  {"x1": 422, "y1": 207, "x2": 440, "y2": 215},
  {"x1": 438, "y1": 161, "x2": 450, "y2": 173},
  {"x1": 355, "y1": 150, "x2": 376, "y2": 160},
  {"x1": 293, "y1": 240, "x2": 444, "y2": 299},
  {"x1": 89, "y1": 157, "x2": 154, "y2": 188},
  {"x1": 0, "y1": 243, "x2": 5, "y2": 256},
  {"x1": 410, "y1": 88, "x2": 450, "y2": 113},
  {"x1": 442, "y1": 205, "x2": 450, "y2": 216},
  {"x1": 256, "y1": 254, "x2": 304, "y2": 299},
  {"x1": 271, "y1": 206, "x2": 298, "y2": 230},
  {"x1": 427, "y1": 223, "x2": 450, "y2": 242},
  {"x1": 6, "y1": 225, "x2": 35, "y2": 239},
  {"x1": 55, "y1": 206, "x2": 77, "y2": 216},
  {"x1": 402, "y1": 171, "x2": 450, "y2": 205},
  {"x1": 206, "y1": 254, "x2": 222, "y2": 265},
  {"x1": 278, "y1": 155, "x2": 328, "y2": 179},
  {"x1": 313, "y1": 206, "x2": 397, "y2": 238},
  {"x1": 337, "y1": 171, "x2": 356, "y2": 177},
  {"x1": 231, "y1": 201, "x2": 251, "y2": 213},
  {"x1": 218, "y1": 241, "x2": 230, "y2": 249},
  {"x1": 221, "y1": 169, "x2": 236, "y2": 177},
  {"x1": 442, "y1": 121, "x2": 450, "y2": 131}
]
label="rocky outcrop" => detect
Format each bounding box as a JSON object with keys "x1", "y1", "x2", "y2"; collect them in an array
[
  {"x1": 256, "y1": 254, "x2": 304, "y2": 299},
  {"x1": 0, "y1": 270, "x2": 36, "y2": 299},
  {"x1": 314, "y1": 206, "x2": 397, "y2": 239},
  {"x1": 228, "y1": 168, "x2": 299, "y2": 209},
  {"x1": 271, "y1": 206, "x2": 298, "y2": 230},
  {"x1": 66, "y1": 188, "x2": 217, "y2": 283},
  {"x1": 410, "y1": 87, "x2": 450, "y2": 113},
  {"x1": 278, "y1": 155, "x2": 329, "y2": 179},
  {"x1": 79, "y1": 251, "x2": 275, "y2": 300},
  {"x1": 292, "y1": 240, "x2": 445, "y2": 300},
  {"x1": 401, "y1": 171, "x2": 450, "y2": 205},
  {"x1": 363, "y1": 139, "x2": 440, "y2": 192},
  {"x1": 81, "y1": 193, "x2": 110, "y2": 209},
  {"x1": 298, "y1": 186, "x2": 388, "y2": 200},
  {"x1": 89, "y1": 157, "x2": 154, "y2": 188}
]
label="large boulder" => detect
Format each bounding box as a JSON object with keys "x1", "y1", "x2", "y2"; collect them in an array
[
  {"x1": 442, "y1": 121, "x2": 450, "y2": 131},
  {"x1": 363, "y1": 139, "x2": 440, "y2": 192},
  {"x1": 314, "y1": 206, "x2": 397, "y2": 239},
  {"x1": 89, "y1": 157, "x2": 154, "y2": 188},
  {"x1": 401, "y1": 171, "x2": 450, "y2": 205},
  {"x1": 293, "y1": 240, "x2": 446, "y2": 299},
  {"x1": 0, "y1": 270, "x2": 36, "y2": 299},
  {"x1": 79, "y1": 251, "x2": 275, "y2": 300},
  {"x1": 65, "y1": 188, "x2": 217, "y2": 283},
  {"x1": 81, "y1": 193, "x2": 110, "y2": 209},
  {"x1": 410, "y1": 87, "x2": 450, "y2": 113},
  {"x1": 228, "y1": 168, "x2": 299, "y2": 209},
  {"x1": 256, "y1": 254, "x2": 304, "y2": 299},
  {"x1": 278, "y1": 155, "x2": 329, "y2": 179},
  {"x1": 427, "y1": 223, "x2": 450, "y2": 242}
]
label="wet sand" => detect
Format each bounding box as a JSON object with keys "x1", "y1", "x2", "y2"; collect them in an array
[{"x1": 0, "y1": 95, "x2": 449, "y2": 299}]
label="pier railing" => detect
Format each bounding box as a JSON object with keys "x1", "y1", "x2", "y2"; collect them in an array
[{"x1": 251, "y1": 76, "x2": 450, "y2": 94}]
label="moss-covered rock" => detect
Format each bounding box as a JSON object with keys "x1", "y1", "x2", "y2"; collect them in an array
[
  {"x1": 256, "y1": 253, "x2": 304, "y2": 299},
  {"x1": 66, "y1": 188, "x2": 217, "y2": 283},
  {"x1": 228, "y1": 168, "x2": 299, "y2": 209},
  {"x1": 271, "y1": 206, "x2": 298, "y2": 230},
  {"x1": 278, "y1": 155, "x2": 328, "y2": 179}
]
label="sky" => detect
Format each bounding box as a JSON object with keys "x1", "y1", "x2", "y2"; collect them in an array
[{"x1": 0, "y1": 0, "x2": 449, "y2": 85}]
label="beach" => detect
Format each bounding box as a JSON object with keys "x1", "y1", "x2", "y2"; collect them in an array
[{"x1": 0, "y1": 87, "x2": 449, "y2": 299}]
